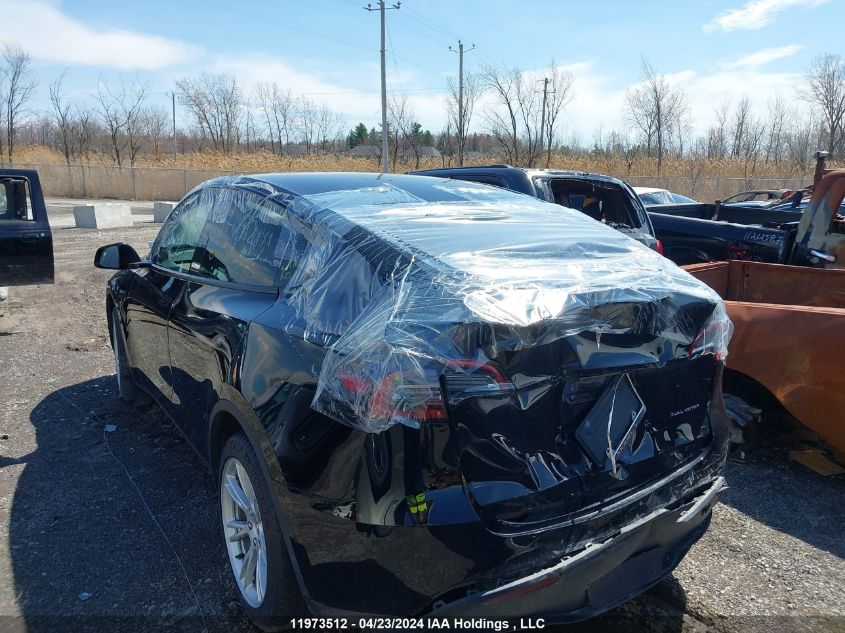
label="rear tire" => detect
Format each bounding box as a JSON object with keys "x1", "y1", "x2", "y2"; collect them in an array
[{"x1": 218, "y1": 431, "x2": 306, "y2": 630}]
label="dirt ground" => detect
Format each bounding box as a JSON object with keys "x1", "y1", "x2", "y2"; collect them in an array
[{"x1": 0, "y1": 201, "x2": 843, "y2": 632}]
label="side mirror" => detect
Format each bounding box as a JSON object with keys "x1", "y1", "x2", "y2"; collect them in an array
[
  {"x1": 94, "y1": 243, "x2": 142, "y2": 270},
  {"x1": 714, "y1": 200, "x2": 722, "y2": 205}
]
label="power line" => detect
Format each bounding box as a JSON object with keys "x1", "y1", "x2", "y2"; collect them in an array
[
  {"x1": 389, "y1": 12, "x2": 452, "y2": 46},
  {"x1": 385, "y1": 22, "x2": 405, "y2": 96},
  {"x1": 402, "y1": 5, "x2": 462, "y2": 40},
  {"x1": 202, "y1": 0, "x2": 378, "y2": 52}
]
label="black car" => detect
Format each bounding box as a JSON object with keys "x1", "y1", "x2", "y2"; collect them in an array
[
  {"x1": 411, "y1": 164, "x2": 660, "y2": 251},
  {"x1": 95, "y1": 172, "x2": 732, "y2": 629}
]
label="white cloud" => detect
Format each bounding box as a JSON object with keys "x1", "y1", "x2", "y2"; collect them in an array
[
  {"x1": 722, "y1": 44, "x2": 804, "y2": 68},
  {"x1": 681, "y1": 68, "x2": 804, "y2": 132},
  {"x1": 704, "y1": 0, "x2": 830, "y2": 32},
  {"x1": 0, "y1": 0, "x2": 200, "y2": 70},
  {"x1": 209, "y1": 54, "x2": 447, "y2": 128},
  {"x1": 516, "y1": 60, "x2": 806, "y2": 140}
]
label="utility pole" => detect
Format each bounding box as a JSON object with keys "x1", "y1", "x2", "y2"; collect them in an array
[
  {"x1": 171, "y1": 92, "x2": 177, "y2": 155},
  {"x1": 366, "y1": 1, "x2": 400, "y2": 173},
  {"x1": 538, "y1": 78, "x2": 549, "y2": 165},
  {"x1": 450, "y1": 40, "x2": 475, "y2": 166}
]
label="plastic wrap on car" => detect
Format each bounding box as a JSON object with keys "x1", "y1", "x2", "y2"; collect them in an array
[{"x1": 214, "y1": 177, "x2": 733, "y2": 433}]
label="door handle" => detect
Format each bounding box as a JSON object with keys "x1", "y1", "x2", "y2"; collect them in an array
[{"x1": 20, "y1": 232, "x2": 44, "y2": 242}]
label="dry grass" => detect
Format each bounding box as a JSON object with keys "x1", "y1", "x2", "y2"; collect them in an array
[{"x1": 10, "y1": 145, "x2": 842, "y2": 202}]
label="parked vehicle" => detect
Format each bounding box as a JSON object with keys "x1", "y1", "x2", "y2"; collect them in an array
[
  {"x1": 633, "y1": 186, "x2": 697, "y2": 205},
  {"x1": 648, "y1": 161, "x2": 845, "y2": 267},
  {"x1": 411, "y1": 165, "x2": 660, "y2": 250},
  {"x1": 0, "y1": 169, "x2": 54, "y2": 287},
  {"x1": 718, "y1": 189, "x2": 787, "y2": 206},
  {"x1": 96, "y1": 172, "x2": 732, "y2": 628},
  {"x1": 685, "y1": 260, "x2": 845, "y2": 454}
]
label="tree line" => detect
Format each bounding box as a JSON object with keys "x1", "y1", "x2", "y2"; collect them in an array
[{"x1": 4, "y1": 44, "x2": 845, "y2": 175}]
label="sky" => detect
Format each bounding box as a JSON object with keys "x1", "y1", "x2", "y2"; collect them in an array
[{"x1": 0, "y1": 0, "x2": 841, "y2": 139}]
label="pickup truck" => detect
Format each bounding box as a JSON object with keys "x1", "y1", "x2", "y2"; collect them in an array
[
  {"x1": 648, "y1": 156, "x2": 845, "y2": 268},
  {"x1": 410, "y1": 165, "x2": 660, "y2": 251},
  {"x1": 0, "y1": 169, "x2": 54, "y2": 287},
  {"x1": 685, "y1": 259, "x2": 845, "y2": 455}
]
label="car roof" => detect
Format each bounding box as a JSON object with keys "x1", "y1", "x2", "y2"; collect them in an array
[
  {"x1": 413, "y1": 164, "x2": 628, "y2": 187},
  {"x1": 197, "y1": 171, "x2": 657, "y2": 278},
  {"x1": 632, "y1": 186, "x2": 667, "y2": 195}
]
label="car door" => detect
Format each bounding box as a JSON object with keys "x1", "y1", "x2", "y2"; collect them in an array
[
  {"x1": 0, "y1": 171, "x2": 54, "y2": 287},
  {"x1": 167, "y1": 186, "x2": 285, "y2": 451},
  {"x1": 124, "y1": 189, "x2": 214, "y2": 407}
]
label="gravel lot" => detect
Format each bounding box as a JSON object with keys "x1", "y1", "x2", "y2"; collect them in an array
[{"x1": 0, "y1": 200, "x2": 843, "y2": 632}]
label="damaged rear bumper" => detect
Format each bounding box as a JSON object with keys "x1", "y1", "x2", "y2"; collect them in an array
[{"x1": 431, "y1": 476, "x2": 726, "y2": 622}]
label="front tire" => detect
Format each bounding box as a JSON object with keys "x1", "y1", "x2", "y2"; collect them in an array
[{"x1": 219, "y1": 431, "x2": 305, "y2": 630}]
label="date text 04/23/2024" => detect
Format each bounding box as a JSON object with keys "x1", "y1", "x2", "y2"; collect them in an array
[{"x1": 289, "y1": 618, "x2": 547, "y2": 630}]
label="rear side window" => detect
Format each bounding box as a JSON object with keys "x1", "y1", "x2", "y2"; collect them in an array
[
  {"x1": 153, "y1": 189, "x2": 214, "y2": 273},
  {"x1": 194, "y1": 188, "x2": 304, "y2": 287},
  {"x1": 452, "y1": 174, "x2": 507, "y2": 189},
  {"x1": 0, "y1": 178, "x2": 33, "y2": 221}
]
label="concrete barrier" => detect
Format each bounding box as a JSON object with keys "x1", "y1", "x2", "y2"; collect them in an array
[
  {"x1": 153, "y1": 202, "x2": 175, "y2": 223},
  {"x1": 73, "y1": 204, "x2": 133, "y2": 229}
]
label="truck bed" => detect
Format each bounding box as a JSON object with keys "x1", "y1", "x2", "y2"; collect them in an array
[
  {"x1": 684, "y1": 260, "x2": 845, "y2": 453},
  {"x1": 687, "y1": 260, "x2": 845, "y2": 308}
]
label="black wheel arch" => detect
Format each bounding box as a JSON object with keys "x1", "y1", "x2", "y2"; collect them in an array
[{"x1": 207, "y1": 396, "x2": 315, "y2": 608}]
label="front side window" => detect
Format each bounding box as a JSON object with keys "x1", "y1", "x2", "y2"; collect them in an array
[
  {"x1": 152, "y1": 189, "x2": 214, "y2": 273},
  {"x1": 194, "y1": 188, "x2": 305, "y2": 287}
]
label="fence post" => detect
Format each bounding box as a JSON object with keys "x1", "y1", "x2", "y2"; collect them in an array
[
  {"x1": 184, "y1": 169, "x2": 188, "y2": 196},
  {"x1": 131, "y1": 167, "x2": 138, "y2": 200},
  {"x1": 81, "y1": 164, "x2": 88, "y2": 198}
]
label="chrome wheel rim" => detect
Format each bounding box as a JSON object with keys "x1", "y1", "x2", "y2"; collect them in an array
[{"x1": 221, "y1": 457, "x2": 267, "y2": 607}]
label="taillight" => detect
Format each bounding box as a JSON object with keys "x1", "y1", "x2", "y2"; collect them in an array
[
  {"x1": 339, "y1": 370, "x2": 447, "y2": 426},
  {"x1": 655, "y1": 239, "x2": 664, "y2": 255},
  {"x1": 443, "y1": 360, "x2": 513, "y2": 404},
  {"x1": 338, "y1": 360, "x2": 512, "y2": 427},
  {"x1": 688, "y1": 318, "x2": 732, "y2": 361}
]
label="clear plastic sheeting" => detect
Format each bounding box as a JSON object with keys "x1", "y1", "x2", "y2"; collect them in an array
[{"x1": 217, "y1": 175, "x2": 732, "y2": 433}]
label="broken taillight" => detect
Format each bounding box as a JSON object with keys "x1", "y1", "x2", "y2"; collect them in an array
[{"x1": 339, "y1": 360, "x2": 513, "y2": 426}]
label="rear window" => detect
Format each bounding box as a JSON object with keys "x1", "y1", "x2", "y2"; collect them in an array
[{"x1": 537, "y1": 177, "x2": 643, "y2": 229}]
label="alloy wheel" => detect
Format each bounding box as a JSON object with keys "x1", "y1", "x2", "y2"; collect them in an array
[{"x1": 221, "y1": 457, "x2": 268, "y2": 608}]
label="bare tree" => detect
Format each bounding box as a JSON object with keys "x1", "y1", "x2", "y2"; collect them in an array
[
  {"x1": 805, "y1": 54, "x2": 845, "y2": 157},
  {"x1": 94, "y1": 78, "x2": 150, "y2": 166},
  {"x1": 730, "y1": 96, "x2": 752, "y2": 158},
  {"x1": 1, "y1": 44, "x2": 37, "y2": 162},
  {"x1": 139, "y1": 106, "x2": 170, "y2": 157},
  {"x1": 176, "y1": 73, "x2": 242, "y2": 153},
  {"x1": 315, "y1": 104, "x2": 343, "y2": 154},
  {"x1": 542, "y1": 60, "x2": 574, "y2": 166},
  {"x1": 296, "y1": 97, "x2": 319, "y2": 155},
  {"x1": 624, "y1": 58, "x2": 688, "y2": 174},
  {"x1": 446, "y1": 71, "x2": 481, "y2": 166},
  {"x1": 480, "y1": 64, "x2": 545, "y2": 166},
  {"x1": 764, "y1": 96, "x2": 788, "y2": 164},
  {"x1": 388, "y1": 94, "x2": 411, "y2": 170},
  {"x1": 480, "y1": 64, "x2": 522, "y2": 164},
  {"x1": 49, "y1": 72, "x2": 75, "y2": 164},
  {"x1": 73, "y1": 109, "x2": 95, "y2": 164},
  {"x1": 705, "y1": 99, "x2": 730, "y2": 159}
]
